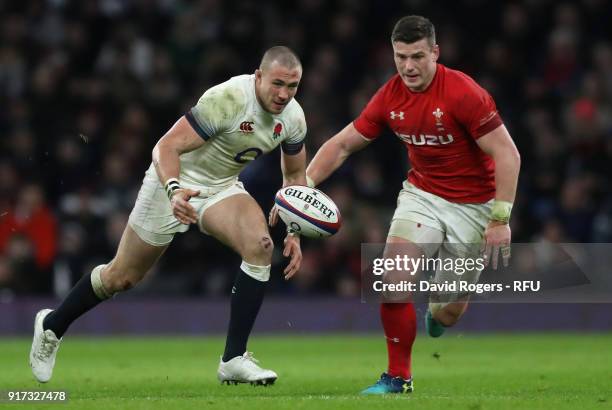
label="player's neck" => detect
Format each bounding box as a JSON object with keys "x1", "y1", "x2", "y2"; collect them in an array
[
  {"x1": 253, "y1": 81, "x2": 275, "y2": 115},
  {"x1": 253, "y1": 83, "x2": 265, "y2": 111}
]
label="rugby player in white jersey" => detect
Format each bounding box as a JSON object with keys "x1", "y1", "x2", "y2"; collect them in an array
[{"x1": 30, "y1": 46, "x2": 307, "y2": 386}]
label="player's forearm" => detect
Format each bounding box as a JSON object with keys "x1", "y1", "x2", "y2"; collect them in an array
[
  {"x1": 493, "y1": 147, "x2": 521, "y2": 203},
  {"x1": 281, "y1": 148, "x2": 307, "y2": 187},
  {"x1": 282, "y1": 165, "x2": 307, "y2": 187},
  {"x1": 283, "y1": 170, "x2": 307, "y2": 187}
]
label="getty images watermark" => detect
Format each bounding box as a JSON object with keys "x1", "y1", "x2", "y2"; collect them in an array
[
  {"x1": 361, "y1": 243, "x2": 612, "y2": 303},
  {"x1": 371, "y1": 254, "x2": 539, "y2": 295}
]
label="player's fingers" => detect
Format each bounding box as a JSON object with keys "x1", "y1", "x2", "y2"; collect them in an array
[
  {"x1": 491, "y1": 245, "x2": 500, "y2": 270},
  {"x1": 181, "y1": 203, "x2": 198, "y2": 223},
  {"x1": 501, "y1": 244, "x2": 511, "y2": 267},
  {"x1": 172, "y1": 207, "x2": 184, "y2": 221},
  {"x1": 268, "y1": 206, "x2": 279, "y2": 227},
  {"x1": 283, "y1": 259, "x2": 295, "y2": 277},
  {"x1": 186, "y1": 189, "x2": 200, "y2": 200},
  {"x1": 177, "y1": 207, "x2": 196, "y2": 224},
  {"x1": 482, "y1": 240, "x2": 492, "y2": 267},
  {"x1": 283, "y1": 246, "x2": 301, "y2": 277},
  {"x1": 283, "y1": 257, "x2": 294, "y2": 276},
  {"x1": 271, "y1": 210, "x2": 278, "y2": 226},
  {"x1": 177, "y1": 209, "x2": 193, "y2": 225},
  {"x1": 285, "y1": 264, "x2": 299, "y2": 279},
  {"x1": 283, "y1": 240, "x2": 293, "y2": 257},
  {"x1": 174, "y1": 199, "x2": 188, "y2": 211},
  {"x1": 175, "y1": 212, "x2": 190, "y2": 225},
  {"x1": 175, "y1": 203, "x2": 197, "y2": 224},
  {"x1": 284, "y1": 255, "x2": 301, "y2": 279}
]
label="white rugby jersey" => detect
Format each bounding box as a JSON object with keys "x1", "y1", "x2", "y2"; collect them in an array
[{"x1": 146, "y1": 74, "x2": 306, "y2": 189}]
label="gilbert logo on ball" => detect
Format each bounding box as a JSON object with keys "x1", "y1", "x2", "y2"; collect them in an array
[{"x1": 274, "y1": 185, "x2": 342, "y2": 238}]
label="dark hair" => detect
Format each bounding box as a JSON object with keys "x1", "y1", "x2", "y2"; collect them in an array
[
  {"x1": 260, "y1": 46, "x2": 302, "y2": 71},
  {"x1": 391, "y1": 15, "x2": 436, "y2": 47}
]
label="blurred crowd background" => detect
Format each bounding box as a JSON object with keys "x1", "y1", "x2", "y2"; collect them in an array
[{"x1": 1, "y1": 0, "x2": 611, "y2": 299}]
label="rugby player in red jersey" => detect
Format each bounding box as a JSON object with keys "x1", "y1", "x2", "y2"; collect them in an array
[{"x1": 305, "y1": 15, "x2": 520, "y2": 394}]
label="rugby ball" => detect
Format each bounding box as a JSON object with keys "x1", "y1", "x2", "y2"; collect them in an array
[{"x1": 274, "y1": 185, "x2": 342, "y2": 238}]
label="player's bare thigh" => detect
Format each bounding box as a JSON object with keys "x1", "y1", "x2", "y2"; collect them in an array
[
  {"x1": 430, "y1": 246, "x2": 477, "y2": 326},
  {"x1": 200, "y1": 193, "x2": 273, "y2": 265},
  {"x1": 381, "y1": 235, "x2": 430, "y2": 303},
  {"x1": 101, "y1": 225, "x2": 169, "y2": 292},
  {"x1": 431, "y1": 201, "x2": 490, "y2": 326}
]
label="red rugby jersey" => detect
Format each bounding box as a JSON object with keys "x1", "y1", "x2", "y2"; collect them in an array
[{"x1": 353, "y1": 64, "x2": 503, "y2": 203}]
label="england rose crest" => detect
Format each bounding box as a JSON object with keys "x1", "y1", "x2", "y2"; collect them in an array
[{"x1": 273, "y1": 123, "x2": 282, "y2": 139}]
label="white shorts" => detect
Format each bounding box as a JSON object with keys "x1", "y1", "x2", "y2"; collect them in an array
[
  {"x1": 388, "y1": 181, "x2": 493, "y2": 298},
  {"x1": 128, "y1": 171, "x2": 248, "y2": 246}
]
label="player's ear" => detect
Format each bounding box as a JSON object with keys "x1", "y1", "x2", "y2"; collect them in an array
[
  {"x1": 255, "y1": 69, "x2": 263, "y2": 82},
  {"x1": 432, "y1": 44, "x2": 440, "y2": 62}
]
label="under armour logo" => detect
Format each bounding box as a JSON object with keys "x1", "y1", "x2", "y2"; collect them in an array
[{"x1": 390, "y1": 111, "x2": 404, "y2": 120}]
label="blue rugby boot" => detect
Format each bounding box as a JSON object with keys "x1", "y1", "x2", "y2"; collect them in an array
[{"x1": 361, "y1": 372, "x2": 413, "y2": 395}]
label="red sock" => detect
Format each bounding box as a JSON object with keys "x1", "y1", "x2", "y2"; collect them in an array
[{"x1": 380, "y1": 302, "x2": 416, "y2": 379}]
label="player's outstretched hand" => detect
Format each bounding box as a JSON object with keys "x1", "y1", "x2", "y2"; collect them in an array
[
  {"x1": 170, "y1": 188, "x2": 200, "y2": 225},
  {"x1": 482, "y1": 221, "x2": 512, "y2": 270},
  {"x1": 268, "y1": 205, "x2": 279, "y2": 227},
  {"x1": 282, "y1": 233, "x2": 302, "y2": 280}
]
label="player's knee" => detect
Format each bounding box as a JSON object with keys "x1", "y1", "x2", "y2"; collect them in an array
[
  {"x1": 380, "y1": 270, "x2": 415, "y2": 303},
  {"x1": 103, "y1": 265, "x2": 143, "y2": 293},
  {"x1": 115, "y1": 276, "x2": 137, "y2": 292},
  {"x1": 260, "y1": 236, "x2": 274, "y2": 253},
  {"x1": 243, "y1": 235, "x2": 274, "y2": 264}
]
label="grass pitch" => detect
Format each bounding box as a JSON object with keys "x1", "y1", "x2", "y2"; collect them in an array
[{"x1": 1, "y1": 333, "x2": 610, "y2": 409}]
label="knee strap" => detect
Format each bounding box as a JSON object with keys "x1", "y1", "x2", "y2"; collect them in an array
[
  {"x1": 90, "y1": 264, "x2": 115, "y2": 299},
  {"x1": 240, "y1": 261, "x2": 271, "y2": 282}
]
